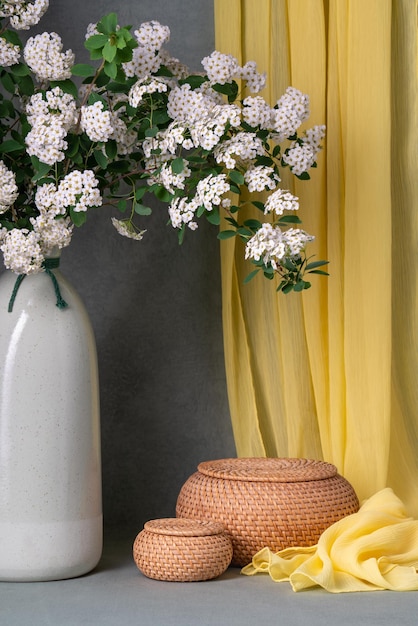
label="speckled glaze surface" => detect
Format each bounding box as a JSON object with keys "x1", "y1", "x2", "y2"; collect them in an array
[{"x1": 0, "y1": 267, "x2": 102, "y2": 581}]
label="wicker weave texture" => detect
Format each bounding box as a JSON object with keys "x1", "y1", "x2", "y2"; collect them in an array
[
  {"x1": 176, "y1": 458, "x2": 359, "y2": 567},
  {"x1": 133, "y1": 518, "x2": 233, "y2": 582}
]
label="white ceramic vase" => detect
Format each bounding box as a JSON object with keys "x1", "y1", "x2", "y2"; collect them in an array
[{"x1": 0, "y1": 258, "x2": 102, "y2": 581}]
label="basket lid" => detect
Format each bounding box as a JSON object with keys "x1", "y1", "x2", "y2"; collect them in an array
[
  {"x1": 143, "y1": 518, "x2": 227, "y2": 537},
  {"x1": 197, "y1": 458, "x2": 337, "y2": 483}
]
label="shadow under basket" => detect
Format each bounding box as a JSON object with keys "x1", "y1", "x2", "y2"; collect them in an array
[{"x1": 176, "y1": 457, "x2": 360, "y2": 567}]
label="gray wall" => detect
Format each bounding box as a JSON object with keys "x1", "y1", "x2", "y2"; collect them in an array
[{"x1": 11, "y1": 0, "x2": 236, "y2": 537}]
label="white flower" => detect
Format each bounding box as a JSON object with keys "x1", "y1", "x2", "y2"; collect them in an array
[
  {"x1": 0, "y1": 228, "x2": 43, "y2": 274},
  {"x1": 282, "y1": 141, "x2": 317, "y2": 176},
  {"x1": 271, "y1": 87, "x2": 310, "y2": 141},
  {"x1": 194, "y1": 174, "x2": 230, "y2": 211},
  {"x1": 23, "y1": 32, "x2": 74, "y2": 81},
  {"x1": 201, "y1": 51, "x2": 239, "y2": 85},
  {"x1": 242, "y1": 96, "x2": 272, "y2": 129},
  {"x1": 56, "y1": 170, "x2": 102, "y2": 212},
  {"x1": 238, "y1": 61, "x2": 266, "y2": 94},
  {"x1": 159, "y1": 160, "x2": 191, "y2": 194},
  {"x1": 128, "y1": 77, "x2": 168, "y2": 108},
  {"x1": 111, "y1": 218, "x2": 146, "y2": 241},
  {"x1": 168, "y1": 196, "x2": 199, "y2": 229},
  {"x1": 0, "y1": 160, "x2": 19, "y2": 213},
  {"x1": 244, "y1": 165, "x2": 279, "y2": 193},
  {"x1": 122, "y1": 21, "x2": 170, "y2": 79},
  {"x1": 0, "y1": 0, "x2": 49, "y2": 30},
  {"x1": 25, "y1": 88, "x2": 77, "y2": 165},
  {"x1": 31, "y1": 212, "x2": 73, "y2": 253},
  {"x1": 264, "y1": 189, "x2": 299, "y2": 216},
  {"x1": 214, "y1": 132, "x2": 265, "y2": 169},
  {"x1": 0, "y1": 37, "x2": 21, "y2": 66},
  {"x1": 245, "y1": 222, "x2": 314, "y2": 270},
  {"x1": 80, "y1": 101, "x2": 114, "y2": 143}
]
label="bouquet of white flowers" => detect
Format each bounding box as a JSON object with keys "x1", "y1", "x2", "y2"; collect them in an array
[{"x1": 0, "y1": 1, "x2": 327, "y2": 292}]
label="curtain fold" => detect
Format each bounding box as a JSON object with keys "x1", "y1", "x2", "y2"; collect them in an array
[{"x1": 215, "y1": 0, "x2": 418, "y2": 515}]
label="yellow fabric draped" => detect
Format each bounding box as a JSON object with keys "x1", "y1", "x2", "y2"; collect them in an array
[
  {"x1": 214, "y1": 0, "x2": 418, "y2": 514},
  {"x1": 242, "y1": 489, "x2": 418, "y2": 592}
]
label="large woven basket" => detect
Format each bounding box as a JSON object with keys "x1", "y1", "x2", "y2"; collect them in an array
[
  {"x1": 176, "y1": 458, "x2": 359, "y2": 567},
  {"x1": 133, "y1": 517, "x2": 233, "y2": 582}
]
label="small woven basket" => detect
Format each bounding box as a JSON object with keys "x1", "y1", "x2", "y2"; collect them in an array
[
  {"x1": 176, "y1": 458, "x2": 359, "y2": 567},
  {"x1": 133, "y1": 517, "x2": 233, "y2": 582}
]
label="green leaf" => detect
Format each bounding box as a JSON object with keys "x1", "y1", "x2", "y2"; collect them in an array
[
  {"x1": 294, "y1": 281, "x2": 306, "y2": 292},
  {"x1": 243, "y1": 219, "x2": 262, "y2": 231},
  {"x1": 252, "y1": 201, "x2": 265, "y2": 212},
  {"x1": 305, "y1": 260, "x2": 329, "y2": 270},
  {"x1": 152, "y1": 185, "x2": 173, "y2": 203},
  {"x1": 30, "y1": 157, "x2": 52, "y2": 182},
  {"x1": 243, "y1": 269, "x2": 260, "y2": 284},
  {"x1": 102, "y1": 41, "x2": 117, "y2": 63},
  {"x1": 134, "y1": 202, "x2": 152, "y2": 216},
  {"x1": 278, "y1": 215, "x2": 302, "y2": 224},
  {"x1": 117, "y1": 199, "x2": 127, "y2": 212},
  {"x1": 229, "y1": 170, "x2": 245, "y2": 186},
  {"x1": 171, "y1": 157, "x2": 185, "y2": 174},
  {"x1": 196, "y1": 204, "x2": 206, "y2": 218},
  {"x1": 296, "y1": 171, "x2": 310, "y2": 180},
  {"x1": 85, "y1": 34, "x2": 109, "y2": 51},
  {"x1": 50, "y1": 79, "x2": 78, "y2": 99},
  {"x1": 97, "y1": 12, "x2": 118, "y2": 35},
  {"x1": 255, "y1": 155, "x2": 274, "y2": 167},
  {"x1": 0, "y1": 71, "x2": 15, "y2": 94},
  {"x1": 206, "y1": 209, "x2": 220, "y2": 225},
  {"x1": 70, "y1": 207, "x2": 88, "y2": 227},
  {"x1": 307, "y1": 269, "x2": 329, "y2": 276},
  {"x1": 10, "y1": 63, "x2": 30, "y2": 77},
  {"x1": 104, "y1": 61, "x2": 117, "y2": 79},
  {"x1": 179, "y1": 75, "x2": 209, "y2": 89},
  {"x1": 72, "y1": 63, "x2": 96, "y2": 77},
  {"x1": 105, "y1": 140, "x2": 118, "y2": 160},
  {"x1": 0, "y1": 139, "x2": 23, "y2": 153},
  {"x1": 280, "y1": 283, "x2": 294, "y2": 294},
  {"x1": 135, "y1": 186, "x2": 147, "y2": 201},
  {"x1": 217, "y1": 230, "x2": 237, "y2": 240},
  {"x1": 212, "y1": 80, "x2": 239, "y2": 103},
  {"x1": 94, "y1": 149, "x2": 108, "y2": 169}
]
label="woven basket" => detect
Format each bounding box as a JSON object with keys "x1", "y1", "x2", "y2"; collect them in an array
[
  {"x1": 133, "y1": 517, "x2": 233, "y2": 582},
  {"x1": 176, "y1": 458, "x2": 359, "y2": 567}
]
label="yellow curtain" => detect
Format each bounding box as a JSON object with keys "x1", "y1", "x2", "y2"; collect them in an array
[{"x1": 214, "y1": 0, "x2": 418, "y2": 515}]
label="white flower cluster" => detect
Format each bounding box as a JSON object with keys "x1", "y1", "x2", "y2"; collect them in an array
[
  {"x1": 159, "y1": 160, "x2": 191, "y2": 194},
  {"x1": 0, "y1": 0, "x2": 49, "y2": 30},
  {"x1": 214, "y1": 132, "x2": 265, "y2": 169},
  {"x1": 111, "y1": 218, "x2": 146, "y2": 241},
  {"x1": 128, "y1": 77, "x2": 168, "y2": 108},
  {"x1": 23, "y1": 31, "x2": 74, "y2": 82},
  {"x1": 168, "y1": 174, "x2": 230, "y2": 230},
  {"x1": 271, "y1": 87, "x2": 310, "y2": 141},
  {"x1": 25, "y1": 87, "x2": 77, "y2": 165},
  {"x1": 264, "y1": 189, "x2": 299, "y2": 215},
  {"x1": 0, "y1": 228, "x2": 44, "y2": 274},
  {"x1": 245, "y1": 223, "x2": 314, "y2": 270},
  {"x1": 201, "y1": 52, "x2": 266, "y2": 93},
  {"x1": 55, "y1": 170, "x2": 102, "y2": 213},
  {"x1": 244, "y1": 165, "x2": 279, "y2": 193},
  {"x1": 195, "y1": 174, "x2": 230, "y2": 211},
  {"x1": 80, "y1": 101, "x2": 113, "y2": 143},
  {"x1": 0, "y1": 160, "x2": 19, "y2": 213},
  {"x1": 242, "y1": 96, "x2": 272, "y2": 129},
  {"x1": 168, "y1": 196, "x2": 199, "y2": 230},
  {"x1": 123, "y1": 20, "x2": 170, "y2": 79},
  {"x1": 0, "y1": 36, "x2": 20, "y2": 66}
]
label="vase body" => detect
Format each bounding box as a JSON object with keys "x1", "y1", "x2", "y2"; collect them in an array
[{"x1": 0, "y1": 264, "x2": 102, "y2": 581}]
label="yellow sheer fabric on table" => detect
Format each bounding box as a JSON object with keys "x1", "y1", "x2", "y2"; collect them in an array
[
  {"x1": 214, "y1": 0, "x2": 418, "y2": 514},
  {"x1": 242, "y1": 489, "x2": 418, "y2": 592}
]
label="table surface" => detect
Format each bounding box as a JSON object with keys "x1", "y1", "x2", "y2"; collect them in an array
[{"x1": 1, "y1": 536, "x2": 418, "y2": 626}]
